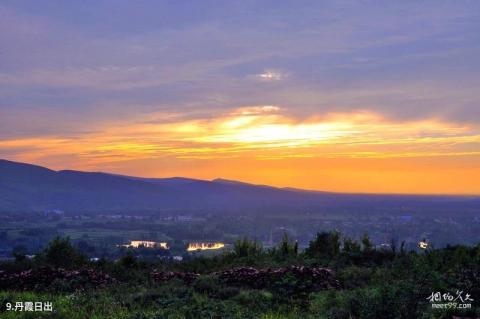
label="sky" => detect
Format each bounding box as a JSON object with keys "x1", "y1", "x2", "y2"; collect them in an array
[{"x1": 1, "y1": 0, "x2": 480, "y2": 194}]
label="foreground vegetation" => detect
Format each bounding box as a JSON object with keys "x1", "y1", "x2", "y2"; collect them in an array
[{"x1": 1, "y1": 233, "x2": 479, "y2": 318}]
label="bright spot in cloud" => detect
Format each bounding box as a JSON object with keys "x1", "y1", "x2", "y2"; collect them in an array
[
  {"x1": 257, "y1": 70, "x2": 284, "y2": 81},
  {"x1": 234, "y1": 105, "x2": 280, "y2": 115}
]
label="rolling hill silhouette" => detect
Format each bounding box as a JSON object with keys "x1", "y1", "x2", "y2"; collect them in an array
[{"x1": 0, "y1": 159, "x2": 478, "y2": 214}]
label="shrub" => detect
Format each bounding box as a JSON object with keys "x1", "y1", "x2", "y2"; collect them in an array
[
  {"x1": 305, "y1": 231, "x2": 340, "y2": 261},
  {"x1": 193, "y1": 275, "x2": 221, "y2": 295},
  {"x1": 233, "y1": 238, "x2": 263, "y2": 258},
  {"x1": 43, "y1": 237, "x2": 86, "y2": 269}
]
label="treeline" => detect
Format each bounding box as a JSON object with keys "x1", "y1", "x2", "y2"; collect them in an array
[{"x1": 1, "y1": 232, "x2": 479, "y2": 318}]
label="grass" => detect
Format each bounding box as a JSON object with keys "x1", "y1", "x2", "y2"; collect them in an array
[{"x1": 0, "y1": 285, "x2": 313, "y2": 319}]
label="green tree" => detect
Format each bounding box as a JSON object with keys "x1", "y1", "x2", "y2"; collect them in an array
[
  {"x1": 44, "y1": 237, "x2": 86, "y2": 268},
  {"x1": 305, "y1": 231, "x2": 341, "y2": 261},
  {"x1": 12, "y1": 245, "x2": 28, "y2": 262},
  {"x1": 361, "y1": 233, "x2": 373, "y2": 252},
  {"x1": 343, "y1": 237, "x2": 361, "y2": 254},
  {"x1": 233, "y1": 237, "x2": 263, "y2": 258},
  {"x1": 276, "y1": 233, "x2": 298, "y2": 258}
]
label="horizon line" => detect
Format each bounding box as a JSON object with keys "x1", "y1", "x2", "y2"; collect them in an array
[{"x1": 1, "y1": 158, "x2": 479, "y2": 197}]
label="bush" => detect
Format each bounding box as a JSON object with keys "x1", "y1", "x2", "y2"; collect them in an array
[
  {"x1": 232, "y1": 290, "x2": 273, "y2": 312},
  {"x1": 43, "y1": 237, "x2": 86, "y2": 269},
  {"x1": 193, "y1": 275, "x2": 221, "y2": 295},
  {"x1": 305, "y1": 231, "x2": 340, "y2": 262},
  {"x1": 216, "y1": 286, "x2": 241, "y2": 299},
  {"x1": 233, "y1": 238, "x2": 263, "y2": 258}
]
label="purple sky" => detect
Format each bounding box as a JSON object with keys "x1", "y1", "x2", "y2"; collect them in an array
[
  {"x1": 1, "y1": 1, "x2": 479, "y2": 137},
  {"x1": 1, "y1": 1, "x2": 480, "y2": 194}
]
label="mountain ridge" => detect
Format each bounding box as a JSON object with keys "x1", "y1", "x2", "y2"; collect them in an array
[{"x1": 0, "y1": 159, "x2": 478, "y2": 214}]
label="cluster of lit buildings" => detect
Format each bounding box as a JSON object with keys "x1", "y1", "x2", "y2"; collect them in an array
[{"x1": 120, "y1": 240, "x2": 225, "y2": 251}]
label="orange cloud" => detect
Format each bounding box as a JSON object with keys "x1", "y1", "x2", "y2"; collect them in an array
[{"x1": 1, "y1": 106, "x2": 479, "y2": 194}]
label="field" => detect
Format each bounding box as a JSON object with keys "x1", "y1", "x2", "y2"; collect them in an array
[{"x1": 0, "y1": 233, "x2": 479, "y2": 319}]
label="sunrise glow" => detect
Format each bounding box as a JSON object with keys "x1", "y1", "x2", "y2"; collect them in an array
[{"x1": 1, "y1": 106, "x2": 479, "y2": 194}]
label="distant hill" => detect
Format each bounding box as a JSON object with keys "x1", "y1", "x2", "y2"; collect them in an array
[{"x1": 0, "y1": 159, "x2": 478, "y2": 214}]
